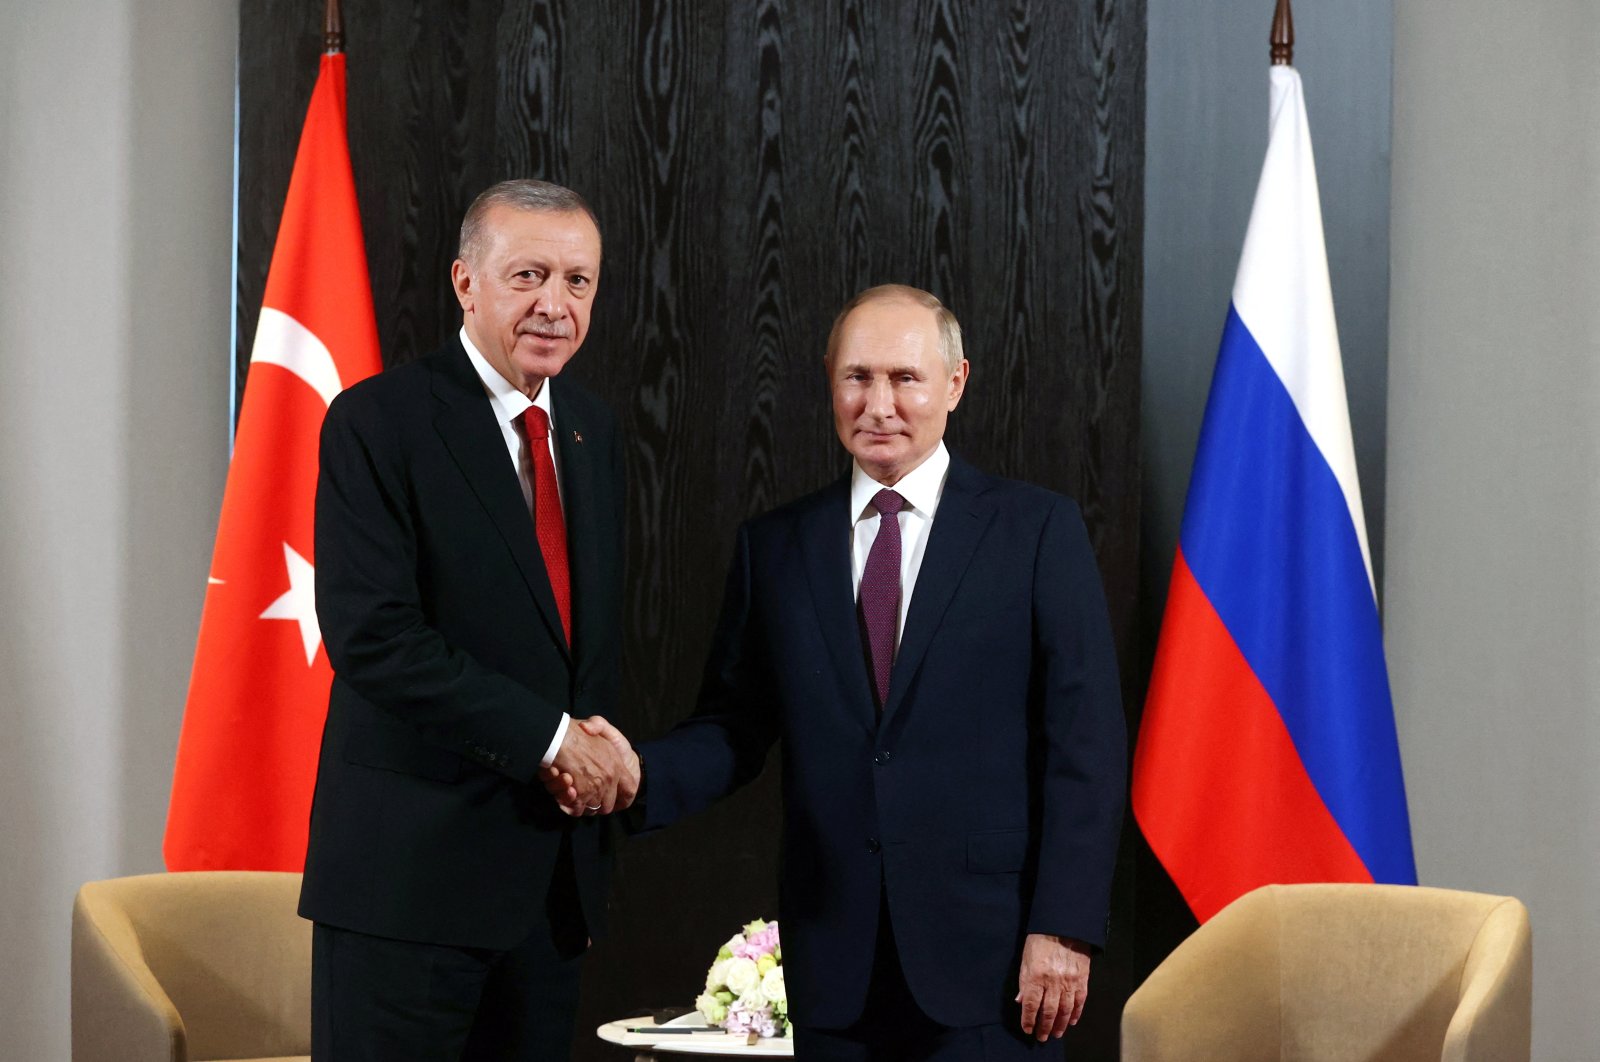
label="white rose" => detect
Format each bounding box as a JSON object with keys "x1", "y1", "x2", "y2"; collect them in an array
[
  {"x1": 760, "y1": 965, "x2": 786, "y2": 1004},
  {"x1": 723, "y1": 933, "x2": 746, "y2": 956},
  {"x1": 706, "y1": 958, "x2": 732, "y2": 990},
  {"x1": 723, "y1": 956, "x2": 761, "y2": 997}
]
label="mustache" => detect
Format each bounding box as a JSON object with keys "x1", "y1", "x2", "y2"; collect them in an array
[{"x1": 520, "y1": 321, "x2": 574, "y2": 340}]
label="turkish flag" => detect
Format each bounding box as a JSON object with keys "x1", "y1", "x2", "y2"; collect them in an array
[{"x1": 165, "y1": 52, "x2": 381, "y2": 871}]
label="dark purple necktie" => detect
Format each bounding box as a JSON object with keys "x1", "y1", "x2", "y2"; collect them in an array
[{"x1": 858, "y1": 489, "x2": 904, "y2": 709}]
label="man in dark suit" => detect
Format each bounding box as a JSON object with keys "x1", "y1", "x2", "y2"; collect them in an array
[
  {"x1": 557, "y1": 285, "x2": 1125, "y2": 1060},
  {"x1": 301, "y1": 180, "x2": 636, "y2": 1061}
]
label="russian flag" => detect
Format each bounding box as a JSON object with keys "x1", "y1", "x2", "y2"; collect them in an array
[{"x1": 1132, "y1": 64, "x2": 1416, "y2": 923}]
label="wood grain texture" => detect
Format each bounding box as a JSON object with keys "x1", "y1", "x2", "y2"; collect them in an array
[
  {"x1": 238, "y1": 2, "x2": 1145, "y2": 1057},
  {"x1": 493, "y1": 0, "x2": 567, "y2": 183},
  {"x1": 908, "y1": 0, "x2": 970, "y2": 310}
]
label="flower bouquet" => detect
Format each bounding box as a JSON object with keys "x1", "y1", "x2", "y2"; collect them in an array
[{"x1": 694, "y1": 918, "x2": 790, "y2": 1039}]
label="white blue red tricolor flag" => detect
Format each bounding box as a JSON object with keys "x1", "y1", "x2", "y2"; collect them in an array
[{"x1": 1133, "y1": 65, "x2": 1416, "y2": 922}]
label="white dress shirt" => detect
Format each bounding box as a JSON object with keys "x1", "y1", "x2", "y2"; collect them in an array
[
  {"x1": 461, "y1": 327, "x2": 570, "y2": 766},
  {"x1": 849, "y1": 441, "x2": 951, "y2": 653}
]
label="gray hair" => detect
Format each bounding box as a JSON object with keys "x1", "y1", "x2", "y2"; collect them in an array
[
  {"x1": 825, "y1": 284, "x2": 964, "y2": 373},
  {"x1": 457, "y1": 179, "x2": 601, "y2": 265}
]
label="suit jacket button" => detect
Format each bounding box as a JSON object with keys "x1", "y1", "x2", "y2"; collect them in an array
[
  {"x1": 874, "y1": 751, "x2": 891, "y2": 766},
  {"x1": 866, "y1": 838, "x2": 881, "y2": 854}
]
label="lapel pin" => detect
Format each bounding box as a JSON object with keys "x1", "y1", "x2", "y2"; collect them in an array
[{"x1": 571, "y1": 430, "x2": 584, "y2": 444}]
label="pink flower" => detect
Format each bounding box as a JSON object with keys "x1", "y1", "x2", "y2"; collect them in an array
[
  {"x1": 737, "y1": 923, "x2": 781, "y2": 958},
  {"x1": 723, "y1": 1000, "x2": 779, "y2": 1039}
]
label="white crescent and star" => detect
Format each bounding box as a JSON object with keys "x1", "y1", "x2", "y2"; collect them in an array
[{"x1": 211, "y1": 309, "x2": 345, "y2": 666}]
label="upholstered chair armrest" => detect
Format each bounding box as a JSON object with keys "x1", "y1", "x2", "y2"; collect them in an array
[
  {"x1": 1121, "y1": 892, "x2": 1281, "y2": 1062},
  {"x1": 72, "y1": 885, "x2": 186, "y2": 1062},
  {"x1": 1443, "y1": 896, "x2": 1532, "y2": 1062}
]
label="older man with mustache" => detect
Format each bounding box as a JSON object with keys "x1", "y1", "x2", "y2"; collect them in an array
[{"x1": 301, "y1": 179, "x2": 636, "y2": 1061}]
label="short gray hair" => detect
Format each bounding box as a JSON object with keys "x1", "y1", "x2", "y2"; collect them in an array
[
  {"x1": 825, "y1": 284, "x2": 964, "y2": 372},
  {"x1": 457, "y1": 179, "x2": 601, "y2": 265}
]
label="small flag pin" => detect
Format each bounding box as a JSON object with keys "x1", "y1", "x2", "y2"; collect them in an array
[{"x1": 572, "y1": 430, "x2": 584, "y2": 444}]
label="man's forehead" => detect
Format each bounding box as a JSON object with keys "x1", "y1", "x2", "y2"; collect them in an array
[
  {"x1": 837, "y1": 311, "x2": 937, "y2": 355},
  {"x1": 484, "y1": 207, "x2": 600, "y2": 252},
  {"x1": 841, "y1": 299, "x2": 937, "y2": 342}
]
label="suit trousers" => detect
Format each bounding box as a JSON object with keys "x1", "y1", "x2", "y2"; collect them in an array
[
  {"x1": 311, "y1": 837, "x2": 588, "y2": 1061},
  {"x1": 793, "y1": 893, "x2": 1053, "y2": 1062}
]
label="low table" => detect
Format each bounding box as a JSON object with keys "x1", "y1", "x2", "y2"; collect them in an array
[{"x1": 597, "y1": 1014, "x2": 795, "y2": 1058}]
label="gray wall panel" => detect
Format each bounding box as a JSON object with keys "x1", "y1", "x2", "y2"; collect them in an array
[
  {"x1": 0, "y1": 0, "x2": 236, "y2": 1056},
  {"x1": 1388, "y1": 4, "x2": 1600, "y2": 1057}
]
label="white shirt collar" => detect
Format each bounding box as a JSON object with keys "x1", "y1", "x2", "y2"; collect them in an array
[
  {"x1": 460, "y1": 325, "x2": 553, "y2": 427},
  {"x1": 850, "y1": 441, "x2": 950, "y2": 523}
]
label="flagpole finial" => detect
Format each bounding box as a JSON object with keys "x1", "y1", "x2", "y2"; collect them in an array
[
  {"x1": 324, "y1": 0, "x2": 344, "y2": 54},
  {"x1": 1271, "y1": 0, "x2": 1294, "y2": 65}
]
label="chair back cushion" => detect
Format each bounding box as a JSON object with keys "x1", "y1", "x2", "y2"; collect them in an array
[
  {"x1": 1272, "y1": 884, "x2": 1525, "y2": 1062},
  {"x1": 1122, "y1": 883, "x2": 1531, "y2": 1062},
  {"x1": 76, "y1": 872, "x2": 310, "y2": 1060}
]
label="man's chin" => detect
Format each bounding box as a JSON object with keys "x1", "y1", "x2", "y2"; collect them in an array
[
  {"x1": 512, "y1": 347, "x2": 575, "y2": 381},
  {"x1": 852, "y1": 446, "x2": 911, "y2": 482}
]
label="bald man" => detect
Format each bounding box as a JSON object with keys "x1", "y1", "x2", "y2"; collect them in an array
[{"x1": 558, "y1": 285, "x2": 1125, "y2": 1060}]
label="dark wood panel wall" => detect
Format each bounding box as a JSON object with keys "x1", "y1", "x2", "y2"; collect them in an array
[{"x1": 239, "y1": 1, "x2": 1144, "y2": 1057}]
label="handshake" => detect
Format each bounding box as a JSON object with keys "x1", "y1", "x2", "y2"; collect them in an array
[{"x1": 543, "y1": 716, "x2": 640, "y2": 816}]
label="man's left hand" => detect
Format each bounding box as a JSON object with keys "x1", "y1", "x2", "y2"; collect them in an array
[{"x1": 1015, "y1": 933, "x2": 1090, "y2": 1041}]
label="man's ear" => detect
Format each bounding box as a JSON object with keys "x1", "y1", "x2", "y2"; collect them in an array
[
  {"x1": 450, "y1": 259, "x2": 474, "y2": 312},
  {"x1": 947, "y1": 359, "x2": 971, "y2": 411}
]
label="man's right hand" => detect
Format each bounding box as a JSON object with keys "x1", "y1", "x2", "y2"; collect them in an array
[{"x1": 546, "y1": 716, "x2": 639, "y2": 814}]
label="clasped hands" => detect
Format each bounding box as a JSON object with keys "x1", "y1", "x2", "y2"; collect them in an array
[{"x1": 544, "y1": 716, "x2": 638, "y2": 815}]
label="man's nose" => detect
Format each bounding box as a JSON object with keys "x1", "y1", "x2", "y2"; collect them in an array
[
  {"x1": 532, "y1": 280, "x2": 567, "y2": 318},
  {"x1": 864, "y1": 377, "x2": 894, "y2": 418}
]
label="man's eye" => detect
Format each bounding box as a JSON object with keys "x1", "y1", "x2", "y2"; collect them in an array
[{"x1": 569, "y1": 276, "x2": 590, "y2": 289}]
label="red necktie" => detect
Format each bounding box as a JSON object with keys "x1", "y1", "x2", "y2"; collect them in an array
[
  {"x1": 858, "y1": 489, "x2": 904, "y2": 709},
  {"x1": 523, "y1": 406, "x2": 571, "y2": 645}
]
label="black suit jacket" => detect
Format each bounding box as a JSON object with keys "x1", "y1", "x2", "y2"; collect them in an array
[
  {"x1": 300, "y1": 339, "x2": 625, "y2": 950},
  {"x1": 640, "y1": 457, "x2": 1125, "y2": 1029}
]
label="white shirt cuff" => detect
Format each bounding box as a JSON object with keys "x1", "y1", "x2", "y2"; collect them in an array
[{"x1": 540, "y1": 713, "x2": 572, "y2": 768}]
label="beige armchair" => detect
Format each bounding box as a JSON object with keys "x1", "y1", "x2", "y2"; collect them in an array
[
  {"x1": 72, "y1": 871, "x2": 311, "y2": 1062},
  {"x1": 1122, "y1": 883, "x2": 1531, "y2": 1062}
]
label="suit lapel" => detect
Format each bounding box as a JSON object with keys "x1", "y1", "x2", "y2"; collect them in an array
[
  {"x1": 881, "y1": 457, "x2": 995, "y2": 727},
  {"x1": 552, "y1": 384, "x2": 606, "y2": 668},
  {"x1": 798, "y1": 477, "x2": 877, "y2": 732},
  {"x1": 430, "y1": 343, "x2": 572, "y2": 663}
]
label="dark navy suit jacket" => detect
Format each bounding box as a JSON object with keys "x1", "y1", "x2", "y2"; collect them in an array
[
  {"x1": 641, "y1": 456, "x2": 1126, "y2": 1030},
  {"x1": 300, "y1": 340, "x2": 625, "y2": 950}
]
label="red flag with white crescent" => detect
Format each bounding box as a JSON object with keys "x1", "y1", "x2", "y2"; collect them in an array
[{"x1": 165, "y1": 52, "x2": 381, "y2": 870}]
